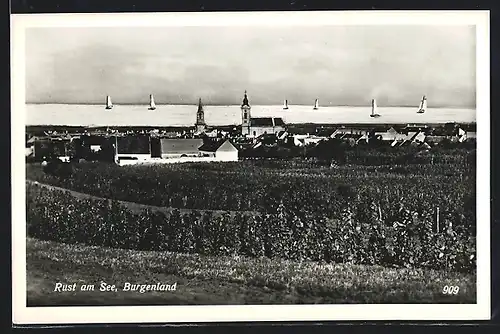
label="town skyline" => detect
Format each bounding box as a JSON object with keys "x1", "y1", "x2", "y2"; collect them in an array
[{"x1": 26, "y1": 25, "x2": 476, "y2": 108}]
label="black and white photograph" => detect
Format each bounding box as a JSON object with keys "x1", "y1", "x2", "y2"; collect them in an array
[{"x1": 11, "y1": 11, "x2": 490, "y2": 324}]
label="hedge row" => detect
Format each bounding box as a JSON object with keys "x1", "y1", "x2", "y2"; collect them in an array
[{"x1": 26, "y1": 183, "x2": 476, "y2": 273}]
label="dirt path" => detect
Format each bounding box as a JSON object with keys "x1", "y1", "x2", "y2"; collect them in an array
[{"x1": 26, "y1": 179, "x2": 259, "y2": 217}]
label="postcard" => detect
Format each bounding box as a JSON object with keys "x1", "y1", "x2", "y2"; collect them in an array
[{"x1": 11, "y1": 10, "x2": 490, "y2": 324}]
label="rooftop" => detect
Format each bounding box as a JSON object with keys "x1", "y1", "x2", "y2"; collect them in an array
[
  {"x1": 199, "y1": 139, "x2": 238, "y2": 152},
  {"x1": 251, "y1": 117, "x2": 286, "y2": 127},
  {"x1": 160, "y1": 138, "x2": 204, "y2": 154}
]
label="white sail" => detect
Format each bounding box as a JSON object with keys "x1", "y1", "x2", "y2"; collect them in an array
[
  {"x1": 106, "y1": 95, "x2": 113, "y2": 109},
  {"x1": 313, "y1": 99, "x2": 319, "y2": 109},
  {"x1": 417, "y1": 95, "x2": 427, "y2": 113},
  {"x1": 149, "y1": 94, "x2": 156, "y2": 109},
  {"x1": 283, "y1": 99, "x2": 289, "y2": 109},
  {"x1": 370, "y1": 98, "x2": 380, "y2": 117}
]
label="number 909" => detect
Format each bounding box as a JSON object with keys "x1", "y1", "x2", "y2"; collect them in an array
[{"x1": 442, "y1": 285, "x2": 460, "y2": 295}]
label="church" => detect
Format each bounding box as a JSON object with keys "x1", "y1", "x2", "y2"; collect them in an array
[
  {"x1": 194, "y1": 98, "x2": 207, "y2": 133},
  {"x1": 240, "y1": 91, "x2": 286, "y2": 137}
]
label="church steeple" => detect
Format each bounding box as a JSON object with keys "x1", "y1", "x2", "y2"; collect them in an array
[
  {"x1": 197, "y1": 98, "x2": 204, "y2": 115},
  {"x1": 242, "y1": 90, "x2": 250, "y2": 107},
  {"x1": 195, "y1": 97, "x2": 206, "y2": 133},
  {"x1": 241, "y1": 90, "x2": 251, "y2": 136}
]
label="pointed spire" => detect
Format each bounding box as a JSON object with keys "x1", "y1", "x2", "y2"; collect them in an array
[
  {"x1": 242, "y1": 90, "x2": 250, "y2": 107},
  {"x1": 198, "y1": 97, "x2": 204, "y2": 112}
]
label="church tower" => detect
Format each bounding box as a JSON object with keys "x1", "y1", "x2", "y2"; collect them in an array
[
  {"x1": 241, "y1": 90, "x2": 251, "y2": 136},
  {"x1": 195, "y1": 98, "x2": 206, "y2": 133}
]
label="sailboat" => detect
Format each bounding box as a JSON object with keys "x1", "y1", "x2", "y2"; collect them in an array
[
  {"x1": 417, "y1": 95, "x2": 427, "y2": 114},
  {"x1": 283, "y1": 99, "x2": 289, "y2": 110},
  {"x1": 148, "y1": 94, "x2": 156, "y2": 110},
  {"x1": 370, "y1": 99, "x2": 381, "y2": 118},
  {"x1": 313, "y1": 99, "x2": 319, "y2": 110},
  {"x1": 105, "y1": 95, "x2": 113, "y2": 110}
]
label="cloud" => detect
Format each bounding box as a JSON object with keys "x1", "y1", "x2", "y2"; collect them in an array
[{"x1": 26, "y1": 25, "x2": 476, "y2": 107}]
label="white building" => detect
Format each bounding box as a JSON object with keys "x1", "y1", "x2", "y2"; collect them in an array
[
  {"x1": 199, "y1": 139, "x2": 239, "y2": 161},
  {"x1": 391, "y1": 131, "x2": 426, "y2": 147},
  {"x1": 374, "y1": 127, "x2": 405, "y2": 141},
  {"x1": 160, "y1": 138, "x2": 204, "y2": 159}
]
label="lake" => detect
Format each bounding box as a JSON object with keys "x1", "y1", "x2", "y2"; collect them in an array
[{"x1": 25, "y1": 104, "x2": 476, "y2": 127}]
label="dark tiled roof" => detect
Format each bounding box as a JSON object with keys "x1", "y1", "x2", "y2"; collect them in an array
[
  {"x1": 116, "y1": 135, "x2": 150, "y2": 154},
  {"x1": 273, "y1": 118, "x2": 286, "y2": 126},
  {"x1": 257, "y1": 133, "x2": 276, "y2": 139},
  {"x1": 160, "y1": 139, "x2": 203, "y2": 154},
  {"x1": 199, "y1": 140, "x2": 238, "y2": 152},
  {"x1": 81, "y1": 135, "x2": 111, "y2": 145},
  {"x1": 250, "y1": 117, "x2": 286, "y2": 127},
  {"x1": 198, "y1": 140, "x2": 222, "y2": 152},
  {"x1": 251, "y1": 118, "x2": 274, "y2": 127},
  {"x1": 316, "y1": 129, "x2": 336, "y2": 136}
]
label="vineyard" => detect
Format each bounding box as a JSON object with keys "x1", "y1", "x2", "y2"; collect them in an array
[
  {"x1": 26, "y1": 182, "x2": 475, "y2": 272},
  {"x1": 26, "y1": 148, "x2": 476, "y2": 273},
  {"x1": 26, "y1": 157, "x2": 475, "y2": 220}
]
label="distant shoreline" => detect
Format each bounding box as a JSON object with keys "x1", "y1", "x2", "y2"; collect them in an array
[
  {"x1": 25, "y1": 102, "x2": 475, "y2": 109},
  {"x1": 25, "y1": 121, "x2": 477, "y2": 129}
]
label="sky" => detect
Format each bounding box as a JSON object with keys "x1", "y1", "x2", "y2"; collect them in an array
[{"x1": 25, "y1": 25, "x2": 476, "y2": 107}]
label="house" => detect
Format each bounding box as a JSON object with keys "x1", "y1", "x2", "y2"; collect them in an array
[
  {"x1": 159, "y1": 138, "x2": 204, "y2": 159},
  {"x1": 25, "y1": 147, "x2": 34, "y2": 157},
  {"x1": 356, "y1": 133, "x2": 370, "y2": 145},
  {"x1": 458, "y1": 128, "x2": 477, "y2": 142},
  {"x1": 277, "y1": 130, "x2": 288, "y2": 141},
  {"x1": 115, "y1": 135, "x2": 151, "y2": 162},
  {"x1": 25, "y1": 136, "x2": 37, "y2": 157},
  {"x1": 31, "y1": 137, "x2": 68, "y2": 160},
  {"x1": 240, "y1": 91, "x2": 286, "y2": 137},
  {"x1": 198, "y1": 139, "x2": 239, "y2": 161},
  {"x1": 340, "y1": 133, "x2": 366, "y2": 146},
  {"x1": 391, "y1": 131, "x2": 426, "y2": 147},
  {"x1": 420, "y1": 142, "x2": 432, "y2": 150},
  {"x1": 292, "y1": 134, "x2": 310, "y2": 147},
  {"x1": 246, "y1": 117, "x2": 286, "y2": 137},
  {"x1": 303, "y1": 135, "x2": 326, "y2": 146},
  {"x1": 374, "y1": 127, "x2": 405, "y2": 142},
  {"x1": 330, "y1": 127, "x2": 370, "y2": 138},
  {"x1": 204, "y1": 129, "x2": 219, "y2": 138},
  {"x1": 425, "y1": 136, "x2": 446, "y2": 146},
  {"x1": 466, "y1": 131, "x2": 477, "y2": 140},
  {"x1": 90, "y1": 145, "x2": 102, "y2": 153},
  {"x1": 315, "y1": 128, "x2": 337, "y2": 137},
  {"x1": 403, "y1": 124, "x2": 430, "y2": 134}
]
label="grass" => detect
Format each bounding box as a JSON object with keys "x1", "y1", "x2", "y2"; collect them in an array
[{"x1": 27, "y1": 237, "x2": 476, "y2": 306}]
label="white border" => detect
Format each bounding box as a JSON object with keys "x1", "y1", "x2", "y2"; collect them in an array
[{"x1": 11, "y1": 11, "x2": 490, "y2": 324}]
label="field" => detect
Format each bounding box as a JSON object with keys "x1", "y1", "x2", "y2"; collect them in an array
[
  {"x1": 27, "y1": 237, "x2": 475, "y2": 305},
  {"x1": 25, "y1": 146, "x2": 477, "y2": 304}
]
